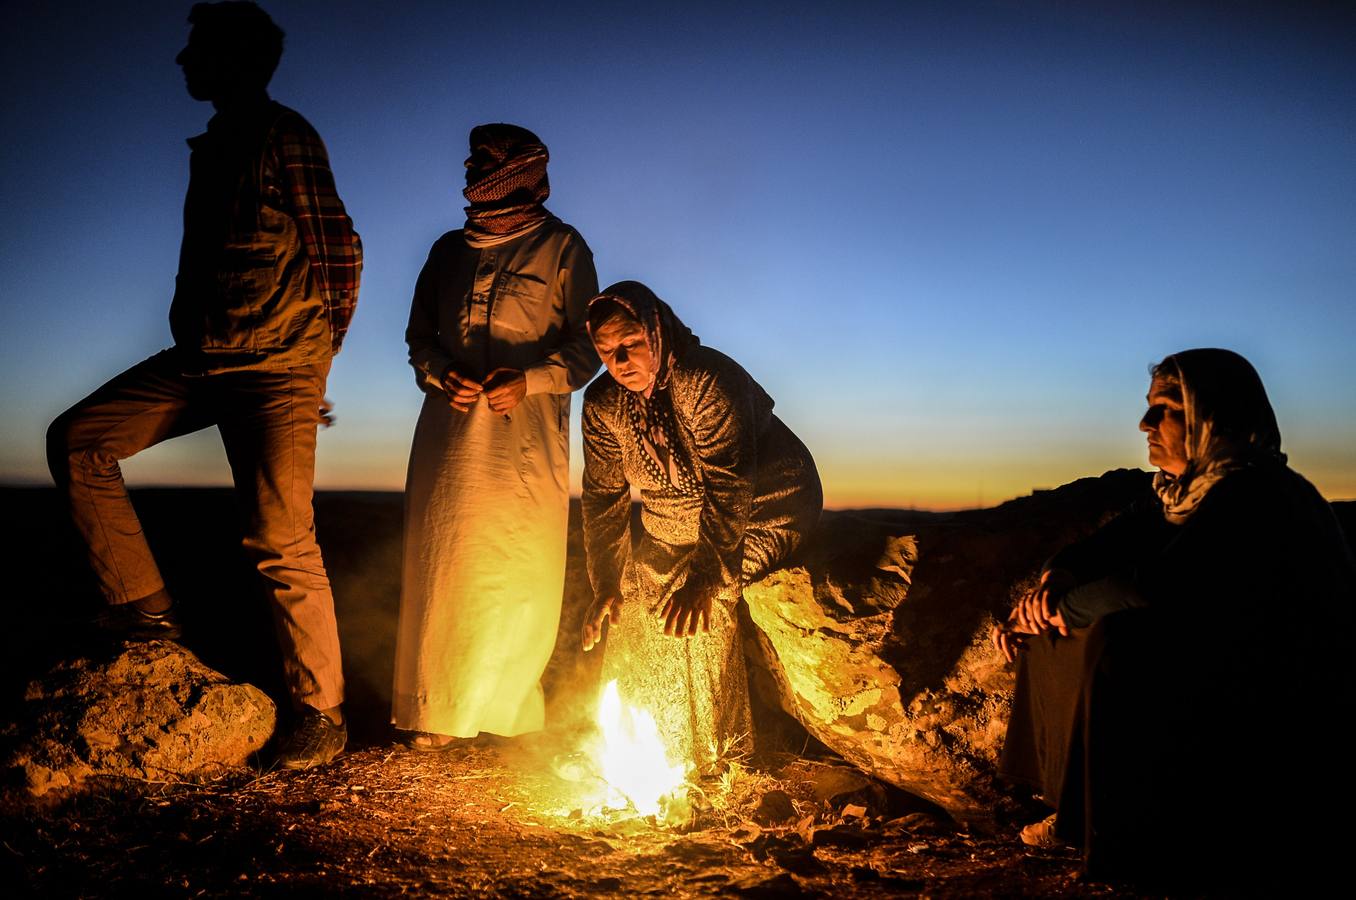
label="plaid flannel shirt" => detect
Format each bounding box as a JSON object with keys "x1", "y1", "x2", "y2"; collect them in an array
[{"x1": 272, "y1": 111, "x2": 362, "y2": 352}]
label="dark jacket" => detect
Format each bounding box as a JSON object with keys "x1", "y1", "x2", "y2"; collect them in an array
[{"x1": 170, "y1": 101, "x2": 339, "y2": 373}]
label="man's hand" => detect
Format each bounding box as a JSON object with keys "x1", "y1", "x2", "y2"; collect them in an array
[
  {"x1": 483, "y1": 368, "x2": 527, "y2": 415},
  {"x1": 439, "y1": 365, "x2": 483, "y2": 413},
  {"x1": 659, "y1": 580, "x2": 712, "y2": 638},
  {"x1": 581, "y1": 596, "x2": 622, "y2": 652},
  {"x1": 1014, "y1": 568, "x2": 1075, "y2": 636},
  {"x1": 320, "y1": 397, "x2": 335, "y2": 428}
]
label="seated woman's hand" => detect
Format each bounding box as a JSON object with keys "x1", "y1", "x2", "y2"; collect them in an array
[
  {"x1": 1014, "y1": 568, "x2": 1075, "y2": 636},
  {"x1": 659, "y1": 580, "x2": 713, "y2": 638},
  {"x1": 581, "y1": 596, "x2": 622, "y2": 652},
  {"x1": 991, "y1": 615, "x2": 1029, "y2": 663}
]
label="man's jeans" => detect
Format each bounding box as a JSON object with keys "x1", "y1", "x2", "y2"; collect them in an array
[{"x1": 47, "y1": 349, "x2": 344, "y2": 710}]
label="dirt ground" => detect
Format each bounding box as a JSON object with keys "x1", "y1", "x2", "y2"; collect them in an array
[
  {"x1": 2, "y1": 729, "x2": 1132, "y2": 899},
  {"x1": 12, "y1": 486, "x2": 1316, "y2": 897}
]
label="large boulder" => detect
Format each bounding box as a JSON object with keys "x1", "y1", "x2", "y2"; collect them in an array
[
  {"x1": 742, "y1": 469, "x2": 1156, "y2": 820},
  {"x1": 3, "y1": 640, "x2": 276, "y2": 799}
]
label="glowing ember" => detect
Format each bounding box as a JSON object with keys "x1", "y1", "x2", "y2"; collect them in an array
[{"x1": 596, "y1": 679, "x2": 687, "y2": 816}]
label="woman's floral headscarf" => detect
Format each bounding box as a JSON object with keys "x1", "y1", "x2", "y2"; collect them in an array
[
  {"x1": 587, "y1": 281, "x2": 703, "y2": 495},
  {"x1": 1151, "y1": 348, "x2": 1286, "y2": 523}
]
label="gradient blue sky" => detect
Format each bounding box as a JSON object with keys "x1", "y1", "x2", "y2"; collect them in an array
[{"x1": 3, "y1": 0, "x2": 1353, "y2": 507}]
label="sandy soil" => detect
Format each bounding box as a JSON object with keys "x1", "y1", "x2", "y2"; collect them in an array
[
  {"x1": 12, "y1": 486, "x2": 1341, "y2": 896},
  {"x1": 4, "y1": 732, "x2": 1127, "y2": 899}
]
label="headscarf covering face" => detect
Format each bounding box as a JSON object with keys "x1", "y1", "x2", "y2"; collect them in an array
[
  {"x1": 462, "y1": 123, "x2": 551, "y2": 246},
  {"x1": 588, "y1": 281, "x2": 703, "y2": 496},
  {"x1": 1151, "y1": 348, "x2": 1286, "y2": 523}
]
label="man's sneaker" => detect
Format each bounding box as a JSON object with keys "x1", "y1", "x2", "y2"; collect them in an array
[
  {"x1": 96, "y1": 602, "x2": 183, "y2": 642},
  {"x1": 276, "y1": 708, "x2": 346, "y2": 770}
]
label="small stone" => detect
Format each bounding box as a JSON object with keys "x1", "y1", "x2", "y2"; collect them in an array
[
  {"x1": 753, "y1": 789, "x2": 796, "y2": 824},
  {"x1": 731, "y1": 872, "x2": 813, "y2": 898},
  {"x1": 811, "y1": 824, "x2": 876, "y2": 849},
  {"x1": 808, "y1": 767, "x2": 870, "y2": 804}
]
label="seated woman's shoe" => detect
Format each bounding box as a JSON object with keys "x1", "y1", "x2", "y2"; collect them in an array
[
  {"x1": 403, "y1": 731, "x2": 458, "y2": 753},
  {"x1": 1019, "y1": 813, "x2": 1065, "y2": 849}
]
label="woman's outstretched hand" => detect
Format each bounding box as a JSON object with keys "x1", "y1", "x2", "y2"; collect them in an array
[
  {"x1": 659, "y1": 581, "x2": 712, "y2": 638},
  {"x1": 581, "y1": 596, "x2": 622, "y2": 652}
]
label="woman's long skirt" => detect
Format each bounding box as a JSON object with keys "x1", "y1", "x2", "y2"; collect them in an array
[{"x1": 601, "y1": 420, "x2": 822, "y2": 773}]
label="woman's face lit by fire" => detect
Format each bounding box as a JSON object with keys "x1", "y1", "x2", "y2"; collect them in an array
[
  {"x1": 592, "y1": 314, "x2": 658, "y2": 396},
  {"x1": 1139, "y1": 375, "x2": 1189, "y2": 477}
]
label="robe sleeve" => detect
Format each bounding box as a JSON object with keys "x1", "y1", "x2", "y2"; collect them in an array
[
  {"x1": 684, "y1": 365, "x2": 758, "y2": 600},
  {"x1": 405, "y1": 242, "x2": 455, "y2": 394},
  {"x1": 1046, "y1": 500, "x2": 1171, "y2": 583},
  {"x1": 523, "y1": 233, "x2": 601, "y2": 396},
  {"x1": 1058, "y1": 575, "x2": 1149, "y2": 628},
  {"x1": 582, "y1": 392, "x2": 632, "y2": 602}
]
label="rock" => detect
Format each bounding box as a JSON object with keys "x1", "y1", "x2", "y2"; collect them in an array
[
  {"x1": 810, "y1": 823, "x2": 877, "y2": 849},
  {"x1": 3, "y1": 640, "x2": 276, "y2": 799},
  {"x1": 731, "y1": 871, "x2": 815, "y2": 898},
  {"x1": 743, "y1": 832, "x2": 824, "y2": 874},
  {"x1": 752, "y1": 788, "x2": 797, "y2": 824},
  {"x1": 884, "y1": 812, "x2": 949, "y2": 835},
  {"x1": 742, "y1": 469, "x2": 1155, "y2": 820},
  {"x1": 807, "y1": 766, "x2": 871, "y2": 804}
]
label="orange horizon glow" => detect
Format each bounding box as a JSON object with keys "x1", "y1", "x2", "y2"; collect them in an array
[{"x1": 6, "y1": 457, "x2": 1352, "y2": 511}]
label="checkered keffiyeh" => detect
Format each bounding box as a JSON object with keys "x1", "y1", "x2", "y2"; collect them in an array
[
  {"x1": 462, "y1": 123, "x2": 551, "y2": 243},
  {"x1": 273, "y1": 112, "x2": 363, "y2": 352}
]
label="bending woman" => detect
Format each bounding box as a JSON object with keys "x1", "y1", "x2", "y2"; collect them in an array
[
  {"x1": 994, "y1": 348, "x2": 1355, "y2": 884},
  {"x1": 579, "y1": 281, "x2": 822, "y2": 771},
  {"x1": 394, "y1": 124, "x2": 599, "y2": 748}
]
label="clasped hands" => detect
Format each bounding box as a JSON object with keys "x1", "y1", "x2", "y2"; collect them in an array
[
  {"x1": 991, "y1": 569, "x2": 1073, "y2": 662},
  {"x1": 439, "y1": 365, "x2": 526, "y2": 414},
  {"x1": 580, "y1": 580, "x2": 715, "y2": 652}
]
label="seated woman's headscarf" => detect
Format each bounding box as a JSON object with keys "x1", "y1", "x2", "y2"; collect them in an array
[
  {"x1": 1153, "y1": 348, "x2": 1287, "y2": 523},
  {"x1": 462, "y1": 123, "x2": 551, "y2": 246},
  {"x1": 588, "y1": 281, "x2": 703, "y2": 495}
]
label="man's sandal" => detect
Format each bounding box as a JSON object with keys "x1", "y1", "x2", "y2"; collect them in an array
[
  {"x1": 1019, "y1": 813, "x2": 1064, "y2": 849},
  {"x1": 403, "y1": 731, "x2": 458, "y2": 753}
]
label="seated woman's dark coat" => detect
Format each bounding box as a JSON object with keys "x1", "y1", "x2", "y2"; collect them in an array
[{"x1": 1002, "y1": 370, "x2": 1355, "y2": 884}]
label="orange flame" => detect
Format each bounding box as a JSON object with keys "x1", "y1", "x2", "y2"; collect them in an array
[{"x1": 595, "y1": 679, "x2": 687, "y2": 816}]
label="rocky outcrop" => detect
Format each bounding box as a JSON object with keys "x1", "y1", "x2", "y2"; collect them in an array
[
  {"x1": 3, "y1": 640, "x2": 276, "y2": 799},
  {"x1": 741, "y1": 469, "x2": 1156, "y2": 820}
]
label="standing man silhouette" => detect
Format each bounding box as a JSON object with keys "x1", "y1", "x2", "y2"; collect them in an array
[{"x1": 46, "y1": 2, "x2": 361, "y2": 769}]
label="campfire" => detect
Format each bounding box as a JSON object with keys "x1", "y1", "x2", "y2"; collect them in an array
[{"x1": 594, "y1": 679, "x2": 688, "y2": 817}]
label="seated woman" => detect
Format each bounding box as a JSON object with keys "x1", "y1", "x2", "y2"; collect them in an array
[
  {"x1": 994, "y1": 348, "x2": 1355, "y2": 885},
  {"x1": 579, "y1": 281, "x2": 822, "y2": 772}
]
